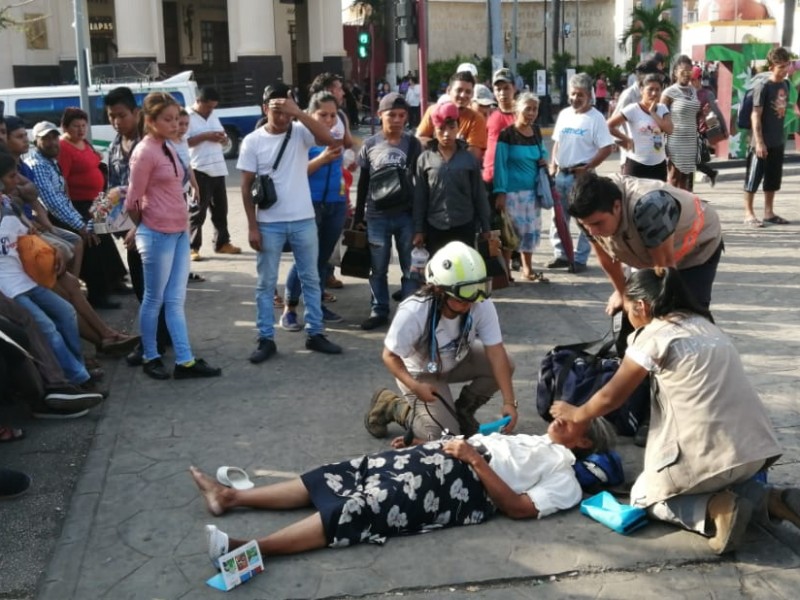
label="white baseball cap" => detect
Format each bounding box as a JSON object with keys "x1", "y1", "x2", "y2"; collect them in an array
[
  {"x1": 32, "y1": 121, "x2": 59, "y2": 138},
  {"x1": 456, "y1": 62, "x2": 478, "y2": 78}
]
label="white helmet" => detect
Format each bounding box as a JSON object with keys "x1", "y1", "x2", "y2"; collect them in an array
[{"x1": 426, "y1": 241, "x2": 491, "y2": 302}]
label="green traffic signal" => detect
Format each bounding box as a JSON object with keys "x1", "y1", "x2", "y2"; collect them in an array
[{"x1": 357, "y1": 31, "x2": 370, "y2": 59}]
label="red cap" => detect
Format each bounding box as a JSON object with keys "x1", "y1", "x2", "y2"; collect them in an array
[
  {"x1": 691, "y1": 66, "x2": 703, "y2": 80},
  {"x1": 431, "y1": 101, "x2": 459, "y2": 127}
]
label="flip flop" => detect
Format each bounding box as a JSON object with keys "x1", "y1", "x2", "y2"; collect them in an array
[
  {"x1": 188, "y1": 272, "x2": 206, "y2": 282},
  {"x1": 763, "y1": 215, "x2": 790, "y2": 225},
  {"x1": 216, "y1": 466, "x2": 254, "y2": 490},
  {"x1": 0, "y1": 426, "x2": 25, "y2": 444}
]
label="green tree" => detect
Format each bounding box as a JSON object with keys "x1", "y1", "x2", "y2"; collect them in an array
[{"x1": 619, "y1": 1, "x2": 679, "y2": 59}]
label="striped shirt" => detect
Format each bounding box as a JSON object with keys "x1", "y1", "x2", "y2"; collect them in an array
[{"x1": 24, "y1": 149, "x2": 86, "y2": 232}]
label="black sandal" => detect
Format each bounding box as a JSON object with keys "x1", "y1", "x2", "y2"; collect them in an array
[{"x1": 189, "y1": 272, "x2": 206, "y2": 283}]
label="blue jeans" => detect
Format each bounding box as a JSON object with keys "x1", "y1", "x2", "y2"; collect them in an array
[
  {"x1": 550, "y1": 172, "x2": 591, "y2": 265},
  {"x1": 367, "y1": 212, "x2": 416, "y2": 318},
  {"x1": 256, "y1": 218, "x2": 322, "y2": 339},
  {"x1": 14, "y1": 286, "x2": 89, "y2": 384},
  {"x1": 285, "y1": 202, "x2": 347, "y2": 305},
  {"x1": 136, "y1": 224, "x2": 193, "y2": 363}
]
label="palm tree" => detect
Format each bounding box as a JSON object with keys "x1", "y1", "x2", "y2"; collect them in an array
[{"x1": 619, "y1": 1, "x2": 679, "y2": 59}]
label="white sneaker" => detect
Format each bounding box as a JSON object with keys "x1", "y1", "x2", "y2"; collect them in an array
[{"x1": 205, "y1": 524, "x2": 229, "y2": 568}]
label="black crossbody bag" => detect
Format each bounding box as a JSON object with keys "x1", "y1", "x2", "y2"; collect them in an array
[{"x1": 251, "y1": 124, "x2": 292, "y2": 210}]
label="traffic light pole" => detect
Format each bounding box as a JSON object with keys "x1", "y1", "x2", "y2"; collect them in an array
[
  {"x1": 370, "y1": 21, "x2": 376, "y2": 135},
  {"x1": 417, "y1": 0, "x2": 429, "y2": 114}
]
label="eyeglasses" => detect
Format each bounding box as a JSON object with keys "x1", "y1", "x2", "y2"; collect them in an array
[{"x1": 443, "y1": 277, "x2": 492, "y2": 303}]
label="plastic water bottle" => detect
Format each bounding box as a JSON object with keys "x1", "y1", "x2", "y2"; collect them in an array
[{"x1": 410, "y1": 247, "x2": 429, "y2": 281}]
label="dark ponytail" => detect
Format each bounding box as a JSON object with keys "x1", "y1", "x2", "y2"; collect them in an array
[{"x1": 625, "y1": 267, "x2": 714, "y2": 323}]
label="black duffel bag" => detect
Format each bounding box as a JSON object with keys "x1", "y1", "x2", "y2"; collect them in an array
[{"x1": 536, "y1": 334, "x2": 650, "y2": 436}]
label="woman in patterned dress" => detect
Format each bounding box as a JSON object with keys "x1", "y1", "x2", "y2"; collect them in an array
[
  {"x1": 191, "y1": 418, "x2": 614, "y2": 564},
  {"x1": 493, "y1": 93, "x2": 548, "y2": 281},
  {"x1": 661, "y1": 56, "x2": 702, "y2": 191}
]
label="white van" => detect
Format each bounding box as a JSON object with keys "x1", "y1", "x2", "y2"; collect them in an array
[{"x1": 0, "y1": 71, "x2": 261, "y2": 158}]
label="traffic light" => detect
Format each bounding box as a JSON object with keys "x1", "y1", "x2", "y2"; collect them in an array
[
  {"x1": 357, "y1": 31, "x2": 370, "y2": 59},
  {"x1": 395, "y1": 0, "x2": 418, "y2": 44}
]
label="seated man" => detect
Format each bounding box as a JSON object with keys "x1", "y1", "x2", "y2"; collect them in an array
[
  {"x1": 364, "y1": 242, "x2": 517, "y2": 444},
  {"x1": 191, "y1": 417, "x2": 615, "y2": 563},
  {"x1": 1, "y1": 313, "x2": 104, "y2": 417}
]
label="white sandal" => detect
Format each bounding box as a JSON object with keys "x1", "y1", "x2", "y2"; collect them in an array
[{"x1": 216, "y1": 466, "x2": 254, "y2": 490}]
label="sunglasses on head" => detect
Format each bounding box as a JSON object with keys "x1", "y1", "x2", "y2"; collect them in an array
[{"x1": 442, "y1": 277, "x2": 492, "y2": 303}]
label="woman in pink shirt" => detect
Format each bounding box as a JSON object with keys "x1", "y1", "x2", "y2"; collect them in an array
[{"x1": 125, "y1": 92, "x2": 221, "y2": 381}]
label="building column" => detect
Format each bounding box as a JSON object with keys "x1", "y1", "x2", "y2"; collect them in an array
[
  {"x1": 228, "y1": 0, "x2": 283, "y2": 101},
  {"x1": 297, "y1": 0, "x2": 346, "y2": 91},
  {"x1": 114, "y1": 0, "x2": 162, "y2": 62}
]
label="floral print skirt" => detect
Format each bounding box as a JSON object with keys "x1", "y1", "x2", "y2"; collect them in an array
[
  {"x1": 300, "y1": 441, "x2": 495, "y2": 547},
  {"x1": 505, "y1": 189, "x2": 542, "y2": 253}
]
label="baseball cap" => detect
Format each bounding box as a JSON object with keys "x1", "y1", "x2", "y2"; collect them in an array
[
  {"x1": 473, "y1": 84, "x2": 496, "y2": 107},
  {"x1": 431, "y1": 101, "x2": 460, "y2": 127},
  {"x1": 263, "y1": 83, "x2": 292, "y2": 102},
  {"x1": 493, "y1": 68, "x2": 514, "y2": 85},
  {"x1": 378, "y1": 92, "x2": 408, "y2": 113},
  {"x1": 691, "y1": 66, "x2": 703, "y2": 80},
  {"x1": 4, "y1": 116, "x2": 26, "y2": 134},
  {"x1": 456, "y1": 62, "x2": 478, "y2": 77},
  {"x1": 32, "y1": 121, "x2": 59, "y2": 138}
]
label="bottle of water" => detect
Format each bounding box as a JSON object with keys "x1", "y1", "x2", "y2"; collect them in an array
[{"x1": 410, "y1": 247, "x2": 429, "y2": 281}]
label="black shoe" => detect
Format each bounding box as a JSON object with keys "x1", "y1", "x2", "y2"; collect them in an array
[
  {"x1": 143, "y1": 358, "x2": 171, "y2": 380},
  {"x1": 361, "y1": 315, "x2": 389, "y2": 330},
  {"x1": 570, "y1": 263, "x2": 588, "y2": 274},
  {"x1": 249, "y1": 338, "x2": 277, "y2": 364},
  {"x1": 0, "y1": 468, "x2": 32, "y2": 499},
  {"x1": 305, "y1": 334, "x2": 342, "y2": 354},
  {"x1": 709, "y1": 169, "x2": 718, "y2": 188},
  {"x1": 391, "y1": 289, "x2": 403, "y2": 302},
  {"x1": 126, "y1": 344, "x2": 144, "y2": 367},
  {"x1": 89, "y1": 297, "x2": 122, "y2": 310},
  {"x1": 547, "y1": 258, "x2": 571, "y2": 269},
  {"x1": 174, "y1": 358, "x2": 222, "y2": 379},
  {"x1": 44, "y1": 386, "x2": 104, "y2": 412}
]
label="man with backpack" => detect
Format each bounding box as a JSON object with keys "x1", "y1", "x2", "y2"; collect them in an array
[{"x1": 742, "y1": 46, "x2": 792, "y2": 228}]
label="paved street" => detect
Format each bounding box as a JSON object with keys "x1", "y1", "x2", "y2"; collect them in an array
[{"x1": 2, "y1": 155, "x2": 799, "y2": 599}]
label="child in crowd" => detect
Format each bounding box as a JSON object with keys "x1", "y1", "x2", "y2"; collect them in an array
[{"x1": 413, "y1": 101, "x2": 491, "y2": 258}]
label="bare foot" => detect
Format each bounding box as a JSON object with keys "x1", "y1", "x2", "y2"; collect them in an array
[{"x1": 190, "y1": 466, "x2": 228, "y2": 516}]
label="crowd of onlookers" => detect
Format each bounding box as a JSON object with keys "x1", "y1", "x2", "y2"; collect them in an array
[{"x1": 2, "y1": 43, "x2": 794, "y2": 504}]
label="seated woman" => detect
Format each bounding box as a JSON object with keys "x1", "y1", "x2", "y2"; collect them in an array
[
  {"x1": 364, "y1": 241, "x2": 517, "y2": 444},
  {"x1": 0, "y1": 154, "x2": 138, "y2": 357},
  {"x1": 551, "y1": 268, "x2": 796, "y2": 554},
  {"x1": 191, "y1": 417, "x2": 615, "y2": 564},
  {"x1": 0, "y1": 193, "x2": 101, "y2": 396}
]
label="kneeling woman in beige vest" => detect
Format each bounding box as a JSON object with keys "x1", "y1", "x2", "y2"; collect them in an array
[{"x1": 551, "y1": 267, "x2": 795, "y2": 555}]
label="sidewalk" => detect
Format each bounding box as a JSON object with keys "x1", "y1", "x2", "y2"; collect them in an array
[{"x1": 2, "y1": 166, "x2": 799, "y2": 599}]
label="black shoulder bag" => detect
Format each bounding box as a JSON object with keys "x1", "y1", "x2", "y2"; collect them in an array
[{"x1": 251, "y1": 124, "x2": 292, "y2": 210}]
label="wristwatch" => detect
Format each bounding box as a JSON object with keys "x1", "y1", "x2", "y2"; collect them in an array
[{"x1": 504, "y1": 399, "x2": 519, "y2": 409}]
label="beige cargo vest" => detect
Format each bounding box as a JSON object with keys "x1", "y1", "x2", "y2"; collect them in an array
[
  {"x1": 592, "y1": 175, "x2": 722, "y2": 269},
  {"x1": 632, "y1": 317, "x2": 781, "y2": 506}
]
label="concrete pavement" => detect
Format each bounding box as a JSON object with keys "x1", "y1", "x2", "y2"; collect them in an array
[{"x1": 2, "y1": 158, "x2": 799, "y2": 599}]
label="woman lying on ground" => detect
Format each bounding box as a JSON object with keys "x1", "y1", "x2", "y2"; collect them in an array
[
  {"x1": 191, "y1": 417, "x2": 615, "y2": 564},
  {"x1": 551, "y1": 267, "x2": 798, "y2": 554}
]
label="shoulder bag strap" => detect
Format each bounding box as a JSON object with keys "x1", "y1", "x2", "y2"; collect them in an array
[{"x1": 272, "y1": 123, "x2": 293, "y2": 172}]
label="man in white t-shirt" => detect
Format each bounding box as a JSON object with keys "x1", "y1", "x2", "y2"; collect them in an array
[
  {"x1": 187, "y1": 87, "x2": 241, "y2": 261},
  {"x1": 548, "y1": 72, "x2": 615, "y2": 273},
  {"x1": 404, "y1": 76, "x2": 422, "y2": 128},
  {"x1": 365, "y1": 242, "x2": 518, "y2": 445},
  {"x1": 237, "y1": 84, "x2": 343, "y2": 363}
]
